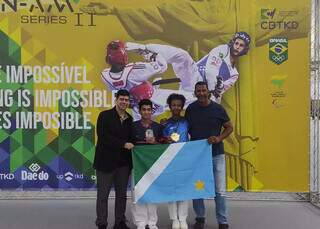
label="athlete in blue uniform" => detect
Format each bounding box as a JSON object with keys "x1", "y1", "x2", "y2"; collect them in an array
[
  {"x1": 127, "y1": 32, "x2": 251, "y2": 104},
  {"x1": 162, "y1": 93, "x2": 189, "y2": 229}
]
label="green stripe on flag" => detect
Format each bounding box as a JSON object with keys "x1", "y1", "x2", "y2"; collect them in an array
[{"x1": 132, "y1": 144, "x2": 170, "y2": 185}]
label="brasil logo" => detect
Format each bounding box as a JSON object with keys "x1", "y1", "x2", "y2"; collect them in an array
[{"x1": 269, "y1": 38, "x2": 288, "y2": 65}]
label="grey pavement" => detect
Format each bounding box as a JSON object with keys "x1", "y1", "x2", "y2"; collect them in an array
[{"x1": 0, "y1": 199, "x2": 320, "y2": 229}]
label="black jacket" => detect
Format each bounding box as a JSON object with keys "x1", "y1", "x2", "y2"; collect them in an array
[{"x1": 93, "y1": 107, "x2": 133, "y2": 172}]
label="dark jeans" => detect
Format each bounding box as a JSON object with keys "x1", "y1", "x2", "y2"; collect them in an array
[{"x1": 95, "y1": 166, "x2": 131, "y2": 226}]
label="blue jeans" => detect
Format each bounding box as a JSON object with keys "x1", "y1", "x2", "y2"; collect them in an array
[{"x1": 193, "y1": 154, "x2": 228, "y2": 224}]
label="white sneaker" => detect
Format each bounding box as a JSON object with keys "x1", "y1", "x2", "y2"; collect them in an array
[
  {"x1": 179, "y1": 220, "x2": 188, "y2": 229},
  {"x1": 172, "y1": 220, "x2": 180, "y2": 229}
]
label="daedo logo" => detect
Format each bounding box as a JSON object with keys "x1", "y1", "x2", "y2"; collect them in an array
[
  {"x1": 29, "y1": 163, "x2": 41, "y2": 172},
  {"x1": 21, "y1": 163, "x2": 49, "y2": 181}
]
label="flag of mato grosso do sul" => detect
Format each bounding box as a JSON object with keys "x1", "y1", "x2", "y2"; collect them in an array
[{"x1": 132, "y1": 139, "x2": 215, "y2": 204}]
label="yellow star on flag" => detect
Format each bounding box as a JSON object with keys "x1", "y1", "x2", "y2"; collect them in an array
[{"x1": 194, "y1": 180, "x2": 205, "y2": 190}]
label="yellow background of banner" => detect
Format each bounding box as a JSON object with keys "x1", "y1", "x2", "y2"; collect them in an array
[{"x1": 0, "y1": 0, "x2": 309, "y2": 191}]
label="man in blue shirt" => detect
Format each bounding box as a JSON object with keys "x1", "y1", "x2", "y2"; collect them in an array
[{"x1": 185, "y1": 82, "x2": 233, "y2": 229}]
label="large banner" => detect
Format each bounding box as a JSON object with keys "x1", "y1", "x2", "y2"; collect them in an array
[{"x1": 0, "y1": 0, "x2": 309, "y2": 191}]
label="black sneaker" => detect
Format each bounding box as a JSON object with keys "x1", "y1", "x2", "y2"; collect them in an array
[
  {"x1": 98, "y1": 225, "x2": 107, "y2": 229},
  {"x1": 219, "y1": 224, "x2": 229, "y2": 229},
  {"x1": 114, "y1": 220, "x2": 130, "y2": 229},
  {"x1": 193, "y1": 217, "x2": 205, "y2": 229}
]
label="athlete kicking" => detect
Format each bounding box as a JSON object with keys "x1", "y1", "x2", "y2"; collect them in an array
[
  {"x1": 101, "y1": 40, "x2": 194, "y2": 119},
  {"x1": 126, "y1": 31, "x2": 251, "y2": 103}
]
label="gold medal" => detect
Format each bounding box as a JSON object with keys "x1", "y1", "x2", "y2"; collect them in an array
[{"x1": 170, "y1": 132, "x2": 180, "y2": 142}]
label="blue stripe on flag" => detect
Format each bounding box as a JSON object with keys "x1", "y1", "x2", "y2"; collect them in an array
[{"x1": 137, "y1": 139, "x2": 215, "y2": 204}]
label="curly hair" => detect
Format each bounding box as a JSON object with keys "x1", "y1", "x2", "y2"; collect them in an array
[{"x1": 166, "y1": 93, "x2": 186, "y2": 108}]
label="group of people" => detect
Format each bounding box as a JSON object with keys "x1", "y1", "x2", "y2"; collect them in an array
[
  {"x1": 94, "y1": 31, "x2": 250, "y2": 229},
  {"x1": 94, "y1": 83, "x2": 233, "y2": 229}
]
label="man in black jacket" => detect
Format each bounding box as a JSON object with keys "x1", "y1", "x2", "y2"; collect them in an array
[{"x1": 94, "y1": 89, "x2": 134, "y2": 229}]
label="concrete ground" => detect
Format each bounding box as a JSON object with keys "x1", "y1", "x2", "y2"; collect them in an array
[{"x1": 0, "y1": 199, "x2": 320, "y2": 229}]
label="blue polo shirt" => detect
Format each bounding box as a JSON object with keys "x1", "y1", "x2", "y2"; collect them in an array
[{"x1": 185, "y1": 100, "x2": 230, "y2": 156}]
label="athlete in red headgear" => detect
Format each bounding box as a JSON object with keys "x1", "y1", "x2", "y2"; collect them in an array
[
  {"x1": 103, "y1": 40, "x2": 166, "y2": 96},
  {"x1": 102, "y1": 40, "x2": 171, "y2": 119},
  {"x1": 106, "y1": 40, "x2": 128, "y2": 67}
]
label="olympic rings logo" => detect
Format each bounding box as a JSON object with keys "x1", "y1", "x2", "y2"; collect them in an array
[{"x1": 272, "y1": 55, "x2": 286, "y2": 62}]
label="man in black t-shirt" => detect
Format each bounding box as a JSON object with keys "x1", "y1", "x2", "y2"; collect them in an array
[
  {"x1": 185, "y1": 82, "x2": 233, "y2": 229},
  {"x1": 131, "y1": 99, "x2": 162, "y2": 229}
]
